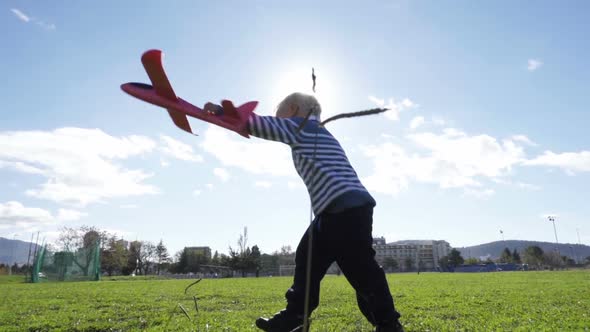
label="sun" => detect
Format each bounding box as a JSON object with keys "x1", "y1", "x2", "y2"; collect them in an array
[{"x1": 268, "y1": 65, "x2": 338, "y2": 119}]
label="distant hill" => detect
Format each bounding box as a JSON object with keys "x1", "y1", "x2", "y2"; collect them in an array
[
  {"x1": 0, "y1": 237, "x2": 38, "y2": 265},
  {"x1": 458, "y1": 240, "x2": 590, "y2": 261}
]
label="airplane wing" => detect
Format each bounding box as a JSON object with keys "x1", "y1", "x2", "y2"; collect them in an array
[
  {"x1": 121, "y1": 49, "x2": 258, "y2": 137},
  {"x1": 141, "y1": 50, "x2": 193, "y2": 134}
]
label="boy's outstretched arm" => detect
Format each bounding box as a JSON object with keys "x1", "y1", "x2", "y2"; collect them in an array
[{"x1": 247, "y1": 114, "x2": 299, "y2": 145}]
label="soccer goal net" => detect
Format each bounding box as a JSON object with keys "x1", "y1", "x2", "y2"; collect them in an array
[{"x1": 31, "y1": 240, "x2": 100, "y2": 282}]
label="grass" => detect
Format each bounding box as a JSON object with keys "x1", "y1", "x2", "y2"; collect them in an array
[
  {"x1": 0, "y1": 274, "x2": 26, "y2": 284},
  {"x1": 1, "y1": 271, "x2": 589, "y2": 331}
]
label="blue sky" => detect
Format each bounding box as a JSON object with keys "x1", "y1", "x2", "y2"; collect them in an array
[{"x1": 1, "y1": 1, "x2": 589, "y2": 256}]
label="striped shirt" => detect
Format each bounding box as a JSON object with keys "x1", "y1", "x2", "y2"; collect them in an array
[{"x1": 248, "y1": 114, "x2": 374, "y2": 215}]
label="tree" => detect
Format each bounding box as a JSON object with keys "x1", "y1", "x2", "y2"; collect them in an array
[
  {"x1": 226, "y1": 228, "x2": 263, "y2": 277},
  {"x1": 260, "y1": 253, "x2": 279, "y2": 275},
  {"x1": 404, "y1": 257, "x2": 415, "y2": 272},
  {"x1": 499, "y1": 248, "x2": 512, "y2": 263},
  {"x1": 220, "y1": 253, "x2": 231, "y2": 267},
  {"x1": 57, "y1": 227, "x2": 80, "y2": 252},
  {"x1": 211, "y1": 251, "x2": 220, "y2": 265},
  {"x1": 438, "y1": 256, "x2": 450, "y2": 271},
  {"x1": 174, "y1": 247, "x2": 211, "y2": 273},
  {"x1": 155, "y1": 240, "x2": 169, "y2": 275},
  {"x1": 57, "y1": 226, "x2": 106, "y2": 276},
  {"x1": 127, "y1": 241, "x2": 155, "y2": 275},
  {"x1": 168, "y1": 250, "x2": 183, "y2": 273},
  {"x1": 101, "y1": 237, "x2": 128, "y2": 276},
  {"x1": 523, "y1": 246, "x2": 544, "y2": 269},
  {"x1": 465, "y1": 257, "x2": 479, "y2": 265},
  {"x1": 250, "y1": 245, "x2": 262, "y2": 277},
  {"x1": 543, "y1": 251, "x2": 564, "y2": 269},
  {"x1": 512, "y1": 249, "x2": 521, "y2": 264},
  {"x1": 142, "y1": 242, "x2": 156, "y2": 274},
  {"x1": 229, "y1": 227, "x2": 251, "y2": 277},
  {"x1": 272, "y1": 245, "x2": 296, "y2": 269},
  {"x1": 382, "y1": 257, "x2": 399, "y2": 272},
  {"x1": 279, "y1": 245, "x2": 293, "y2": 256},
  {"x1": 238, "y1": 227, "x2": 248, "y2": 255},
  {"x1": 228, "y1": 245, "x2": 247, "y2": 276},
  {"x1": 127, "y1": 241, "x2": 141, "y2": 275},
  {"x1": 448, "y1": 249, "x2": 464, "y2": 267}
]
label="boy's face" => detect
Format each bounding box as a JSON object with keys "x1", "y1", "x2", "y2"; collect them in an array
[{"x1": 276, "y1": 102, "x2": 300, "y2": 118}]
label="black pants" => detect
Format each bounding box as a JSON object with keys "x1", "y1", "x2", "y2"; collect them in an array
[{"x1": 285, "y1": 204, "x2": 400, "y2": 325}]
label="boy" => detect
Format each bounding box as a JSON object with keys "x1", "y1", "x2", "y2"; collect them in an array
[{"x1": 246, "y1": 92, "x2": 403, "y2": 332}]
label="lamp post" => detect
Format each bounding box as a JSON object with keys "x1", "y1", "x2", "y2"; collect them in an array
[
  {"x1": 569, "y1": 245, "x2": 577, "y2": 265},
  {"x1": 577, "y1": 228, "x2": 582, "y2": 264},
  {"x1": 9, "y1": 234, "x2": 17, "y2": 275},
  {"x1": 547, "y1": 216, "x2": 560, "y2": 255}
]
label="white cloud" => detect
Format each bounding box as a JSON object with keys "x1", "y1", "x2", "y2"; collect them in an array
[
  {"x1": 10, "y1": 8, "x2": 30, "y2": 22},
  {"x1": 0, "y1": 128, "x2": 158, "y2": 206},
  {"x1": 527, "y1": 59, "x2": 543, "y2": 71},
  {"x1": 464, "y1": 188, "x2": 495, "y2": 199},
  {"x1": 0, "y1": 201, "x2": 52, "y2": 229},
  {"x1": 361, "y1": 143, "x2": 413, "y2": 195},
  {"x1": 0, "y1": 160, "x2": 45, "y2": 174},
  {"x1": 368, "y1": 95, "x2": 417, "y2": 121},
  {"x1": 0, "y1": 201, "x2": 84, "y2": 231},
  {"x1": 35, "y1": 21, "x2": 55, "y2": 30},
  {"x1": 160, "y1": 160, "x2": 170, "y2": 167},
  {"x1": 200, "y1": 126, "x2": 296, "y2": 177},
  {"x1": 432, "y1": 116, "x2": 447, "y2": 127},
  {"x1": 361, "y1": 129, "x2": 526, "y2": 195},
  {"x1": 401, "y1": 99, "x2": 415, "y2": 108},
  {"x1": 287, "y1": 181, "x2": 305, "y2": 190},
  {"x1": 159, "y1": 135, "x2": 203, "y2": 163},
  {"x1": 368, "y1": 96, "x2": 385, "y2": 107},
  {"x1": 491, "y1": 178, "x2": 511, "y2": 185},
  {"x1": 524, "y1": 150, "x2": 590, "y2": 174},
  {"x1": 254, "y1": 181, "x2": 272, "y2": 189},
  {"x1": 120, "y1": 204, "x2": 138, "y2": 209},
  {"x1": 193, "y1": 190, "x2": 202, "y2": 196},
  {"x1": 492, "y1": 178, "x2": 541, "y2": 191},
  {"x1": 206, "y1": 183, "x2": 214, "y2": 190},
  {"x1": 407, "y1": 129, "x2": 525, "y2": 178},
  {"x1": 511, "y1": 135, "x2": 537, "y2": 147},
  {"x1": 409, "y1": 116, "x2": 425, "y2": 130},
  {"x1": 213, "y1": 168, "x2": 231, "y2": 182},
  {"x1": 440, "y1": 128, "x2": 464, "y2": 137},
  {"x1": 10, "y1": 8, "x2": 56, "y2": 30},
  {"x1": 516, "y1": 182, "x2": 541, "y2": 191},
  {"x1": 56, "y1": 209, "x2": 87, "y2": 221}
]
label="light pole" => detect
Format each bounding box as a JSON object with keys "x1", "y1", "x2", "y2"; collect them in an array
[
  {"x1": 500, "y1": 230, "x2": 506, "y2": 246},
  {"x1": 547, "y1": 216, "x2": 560, "y2": 255},
  {"x1": 9, "y1": 234, "x2": 17, "y2": 275},
  {"x1": 577, "y1": 228, "x2": 582, "y2": 264},
  {"x1": 569, "y1": 245, "x2": 577, "y2": 265}
]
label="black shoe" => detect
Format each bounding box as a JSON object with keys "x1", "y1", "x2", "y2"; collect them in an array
[
  {"x1": 255, "y1": 310, "x2": 307, "y2": 332},
  {"x1": 375, "y1": 320, "x2": 404, "y2": 332}
]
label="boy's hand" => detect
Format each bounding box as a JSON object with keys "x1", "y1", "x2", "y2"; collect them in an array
[{"x1": 204, "y1": 102, "x2": 224, "y2": 116}]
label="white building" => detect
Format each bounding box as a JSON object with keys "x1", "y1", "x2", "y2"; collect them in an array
[{"x1": 373, "y1": 238, "x2": 452, "y2": 271}]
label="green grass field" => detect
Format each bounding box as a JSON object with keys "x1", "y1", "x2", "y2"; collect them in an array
[{"x1": 1, "y1": 271, "x2": 589, "y2": 331}]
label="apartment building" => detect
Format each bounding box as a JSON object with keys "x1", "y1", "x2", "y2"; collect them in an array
[{"x1": 373, "y1": 238, "x2": 451, "y2": 271}]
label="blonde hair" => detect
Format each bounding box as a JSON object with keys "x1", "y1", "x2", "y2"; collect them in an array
[{"x1": 279, "y1": 92, "x2": 322, "y2": 119}]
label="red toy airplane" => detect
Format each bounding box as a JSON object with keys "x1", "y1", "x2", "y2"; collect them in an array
[{"x1": 121, "y1": 49, "x2": 257, "y2": 138}]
